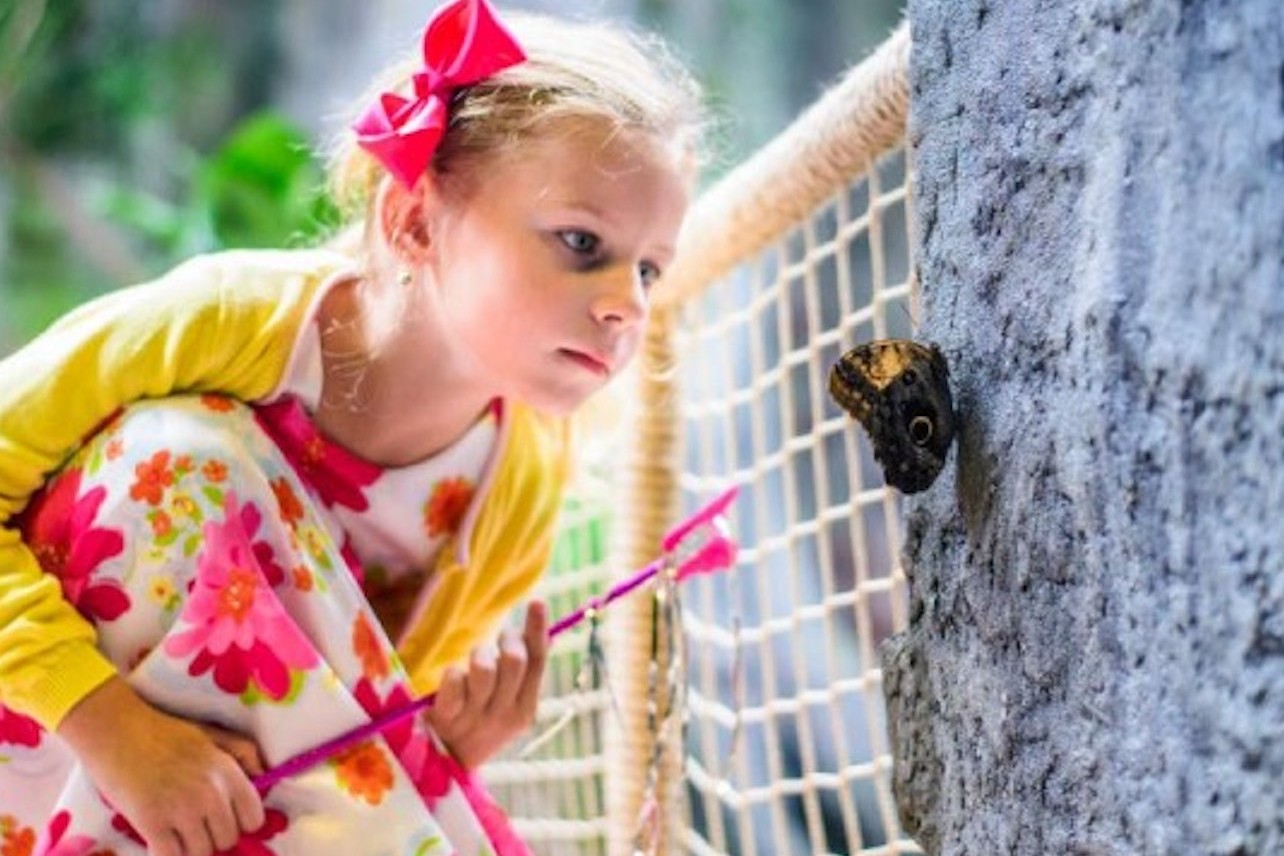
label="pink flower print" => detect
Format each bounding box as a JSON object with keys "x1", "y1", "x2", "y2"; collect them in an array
[
  {"x1": 238, "y1": 501, "x2": 286, "y2": 588},
  {"x1": 36, "y1": 810, "x2": 97, "y2": 856},
  {"x1": 108, "y1": 812, "x2": 144, "y2": 847},
  {"x1": 340, "y1": 537, "x2": 364, "y2": 586},
  {"x1": 415, "y1": 727, "x2": 468, "y2": 806},
  {"x1": 164, "y1": 493, "x2": 318, "y2": 701},
  {"x1": 18, "y1": 469, "x2": 129, "y2": 623},
  {"x1": 253, "y1": 397, "x2": 381, "y2": 512},
  {"x1": 0, "y1": 705, "x2": 42, "y2": 748}
]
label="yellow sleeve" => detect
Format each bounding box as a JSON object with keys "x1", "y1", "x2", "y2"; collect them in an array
[
  {"x1": 397, "y1": 404, "x2": 572, "y2": 696},
  {"x1": 0, "y1": 250, "x2": 342, "y2": 729}
]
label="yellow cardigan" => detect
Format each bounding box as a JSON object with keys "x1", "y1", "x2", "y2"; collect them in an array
[{"x1": 0, "y1": 249, "x2": 571, "y2": 730}]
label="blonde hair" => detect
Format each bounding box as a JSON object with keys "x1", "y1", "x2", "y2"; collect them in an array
[{"x1": 326, "y1": 10, "x2": 705, "y2": 220}]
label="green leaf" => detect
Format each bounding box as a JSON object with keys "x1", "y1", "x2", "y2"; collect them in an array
[
  {"x1": 197, "y1": 112, "x2": 338, "y2": 249},
  {"x1": 414, "y1": 837, "x2": 444, "y2": 856}
]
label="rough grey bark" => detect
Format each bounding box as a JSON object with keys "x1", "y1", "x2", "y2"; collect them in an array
[{"x1": 883, "y1": 1, "x2": 1284, "y2": 854}]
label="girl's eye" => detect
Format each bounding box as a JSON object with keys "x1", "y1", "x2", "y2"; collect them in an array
[
  {"x1": 559, "y1": 230, "x2": 599, "y2": 255},
  {"x1": 639, "y1": 261, "x2": 662, "y2": 288}
]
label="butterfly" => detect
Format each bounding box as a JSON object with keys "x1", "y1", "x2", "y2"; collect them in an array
[{"x1": 827, "y1": 340, "x2": 956, "y2": 494}]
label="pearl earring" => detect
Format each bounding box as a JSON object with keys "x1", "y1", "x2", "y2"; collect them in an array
[{"x1": 397, "y1": 268, "x2": 413, "y2": 286}]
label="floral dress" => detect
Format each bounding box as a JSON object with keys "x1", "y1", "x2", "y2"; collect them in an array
[{"x1": 0, "y1": 385, "x2": 529, "y2": 856}]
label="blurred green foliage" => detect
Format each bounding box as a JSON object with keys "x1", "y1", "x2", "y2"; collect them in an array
[{"x1": 0, "y1": 0, "x2": 337, "y2": 351}]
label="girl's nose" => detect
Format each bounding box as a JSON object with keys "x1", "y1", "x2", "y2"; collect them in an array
[{"x1": 590, "y1": 265, "x2": 647, "y2": 327}]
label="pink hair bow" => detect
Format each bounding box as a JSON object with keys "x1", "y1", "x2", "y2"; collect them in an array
[{"x1": 353, "y1": 0, "x2": 525, "y2": 189}]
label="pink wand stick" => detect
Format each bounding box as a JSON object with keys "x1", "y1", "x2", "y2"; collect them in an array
[{"x1": 251, "y1": 486, "x2": 740, "y2": 792}]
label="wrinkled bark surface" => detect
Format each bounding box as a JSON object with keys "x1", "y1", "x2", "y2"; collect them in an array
[{"x1": 884, "y1": 2, "x2": 1284, "y2": 854}]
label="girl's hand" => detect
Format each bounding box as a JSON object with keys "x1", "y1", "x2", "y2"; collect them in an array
[
  {"x1": 56, "y1": 676, "x2": 266, "y2": 856},
  {"x1": 426, "y1": 600, "x2": 549, "y2": 769}
]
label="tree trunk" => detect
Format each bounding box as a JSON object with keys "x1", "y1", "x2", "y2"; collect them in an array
[{"x1": 884, "y1": 1, "x2": 1284, "y2": 854}]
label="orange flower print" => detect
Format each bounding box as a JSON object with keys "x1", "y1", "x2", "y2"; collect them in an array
[
  {"x1": 150, "y1": 510, "x2": 173, "y2": 538},
  {"x1": 174, "y1": 455, "x2": 195, "y2": 475},
  {"x1": 202, "y1": 459, "x2": 228, "y2": 483},
  {"x1": 271, "y1": 477, "x2": 305, "y2": 526},
  {"x1": 104, "y1": 437, "x2": 124, "y2": 461},
  {"x1": 201, "y1": 394, "x2": 235, "y2": 412},
  {"x1": 353, "y1": 612, "x2": 389, "y2": 681},
  {"x1": 333, "y1": 740, "x2": 394, "y2": 806},
  {"x1": 291, "y1": 565, "x2": 313, "y2": 592},
  {"x1": 424, "y1": 477, "x2": 474, "y2": 538},
  {"x1": 129, "y1": 451, "x2": 174, "y2": 506},
  {"x1": 0, "y1": 814, "x2": 35, "y2": 856}
]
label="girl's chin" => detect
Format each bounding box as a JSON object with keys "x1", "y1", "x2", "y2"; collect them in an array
[{"x1": 516, "y1": 387, "x2": 594, "y2": 419}]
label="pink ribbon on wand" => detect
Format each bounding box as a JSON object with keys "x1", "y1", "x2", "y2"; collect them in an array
[{"x1": 252, "y1": 486, "x2": 740, "y2": 792}]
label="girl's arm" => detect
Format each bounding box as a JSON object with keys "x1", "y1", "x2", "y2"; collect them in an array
[{"x1": 0, "y1": 250, "x2": 339, "y2": 728}]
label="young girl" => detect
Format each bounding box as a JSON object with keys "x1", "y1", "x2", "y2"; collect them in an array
[{"x1": 0, "y1": 0, "x2": 702, "y2": 853}]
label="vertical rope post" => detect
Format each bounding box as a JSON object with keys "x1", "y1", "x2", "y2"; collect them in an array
[{"x1": 604, "y1": 304, "x2": 683, "y2": 856}]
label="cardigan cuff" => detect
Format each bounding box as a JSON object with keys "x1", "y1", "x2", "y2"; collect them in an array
[{"x1": 11, "y1": 641, "x2": 118, "y2": 732}]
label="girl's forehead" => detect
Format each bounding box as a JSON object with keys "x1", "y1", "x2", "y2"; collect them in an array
[{"x1": 494, "y1": 126, "x2": 683, "y2": 192}]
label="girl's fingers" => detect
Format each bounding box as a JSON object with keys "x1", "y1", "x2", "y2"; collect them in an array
[
  {"x1": 465, "y1": 643, "x2": 499, "y2": 714},
  {"x1": 174, "y1": 820, "x2": 215, "y2": 856},
  {"x1": 517, "y1": 601, "x2": 550, "y2": 713},
  {"x1": 205, "y1": 798, "x2": 241, "y2": 852},
  {"x1": 432, "y1": 666, "x2": 468, "y2": 722},
  {"x1": 203, "y1": 724, "x2": 266, "y2": 776},
  {"x1": 230, "y1": 777, "x2": 267, "y2": 837},
  {"x1": 147, "y1": 827, "x2": 184, "y2": 856},
  {"x1": 487, "y1": 629, "x2": 528, "y2": 715}
]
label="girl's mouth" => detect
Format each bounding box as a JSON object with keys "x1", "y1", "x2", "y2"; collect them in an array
[{"x1": 559, "y1": 348, "x2": 610, "y2": 377}]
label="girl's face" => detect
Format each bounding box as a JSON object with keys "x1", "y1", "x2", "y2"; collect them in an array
[{"x1": 421, "y1": 125, "x2": 690, "y2": 415}]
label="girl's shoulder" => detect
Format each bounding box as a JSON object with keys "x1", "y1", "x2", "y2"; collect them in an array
[
  {"x1": 156, "y1": 247, "x2": 357, "y2": 302},
  {"x1": 43, "y1": 248, "x2": 359, "y2": 339}
]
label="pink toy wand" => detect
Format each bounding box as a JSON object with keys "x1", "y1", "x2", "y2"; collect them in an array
[{"x1": 251, "y1": 486, "x2": 740, "y2": 792}]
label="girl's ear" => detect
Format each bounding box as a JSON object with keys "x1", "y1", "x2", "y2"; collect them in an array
[{"x1": 376, "y1": 174, "x2": 443, "y2": 267}]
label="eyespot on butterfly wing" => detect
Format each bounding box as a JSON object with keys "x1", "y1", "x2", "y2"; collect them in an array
[{"x1": 827, "y1": 340, "x2": 956, "y2": 494}]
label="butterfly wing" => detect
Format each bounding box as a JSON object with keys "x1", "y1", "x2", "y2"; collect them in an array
[{"x1": 828, "y1": 340, "x2": 956, "y2": 494}]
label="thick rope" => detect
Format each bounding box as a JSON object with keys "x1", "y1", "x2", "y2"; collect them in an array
[
  {"x1": 656, "y1": 22, "x2": 910, "y2": 310},
  {"x1": 604, "y1": 305, "x2": 684, "y2": 855}
]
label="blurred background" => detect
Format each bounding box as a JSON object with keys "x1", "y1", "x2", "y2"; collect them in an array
[{"x1": 0, "y1": 0, "x2": 902, "y2": 352}]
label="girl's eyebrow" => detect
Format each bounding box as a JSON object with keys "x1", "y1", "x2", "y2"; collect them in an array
[{"x1": 547, "y1": 200, "x2": 612, "y2": 223}]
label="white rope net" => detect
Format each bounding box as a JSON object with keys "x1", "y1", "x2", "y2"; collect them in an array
[
  {"x1": 672, "y1": 147, "x2": 920, "y2": 856},
  {"x1": 486, "y1": 24, "x2": 922, "y2": 856}
]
